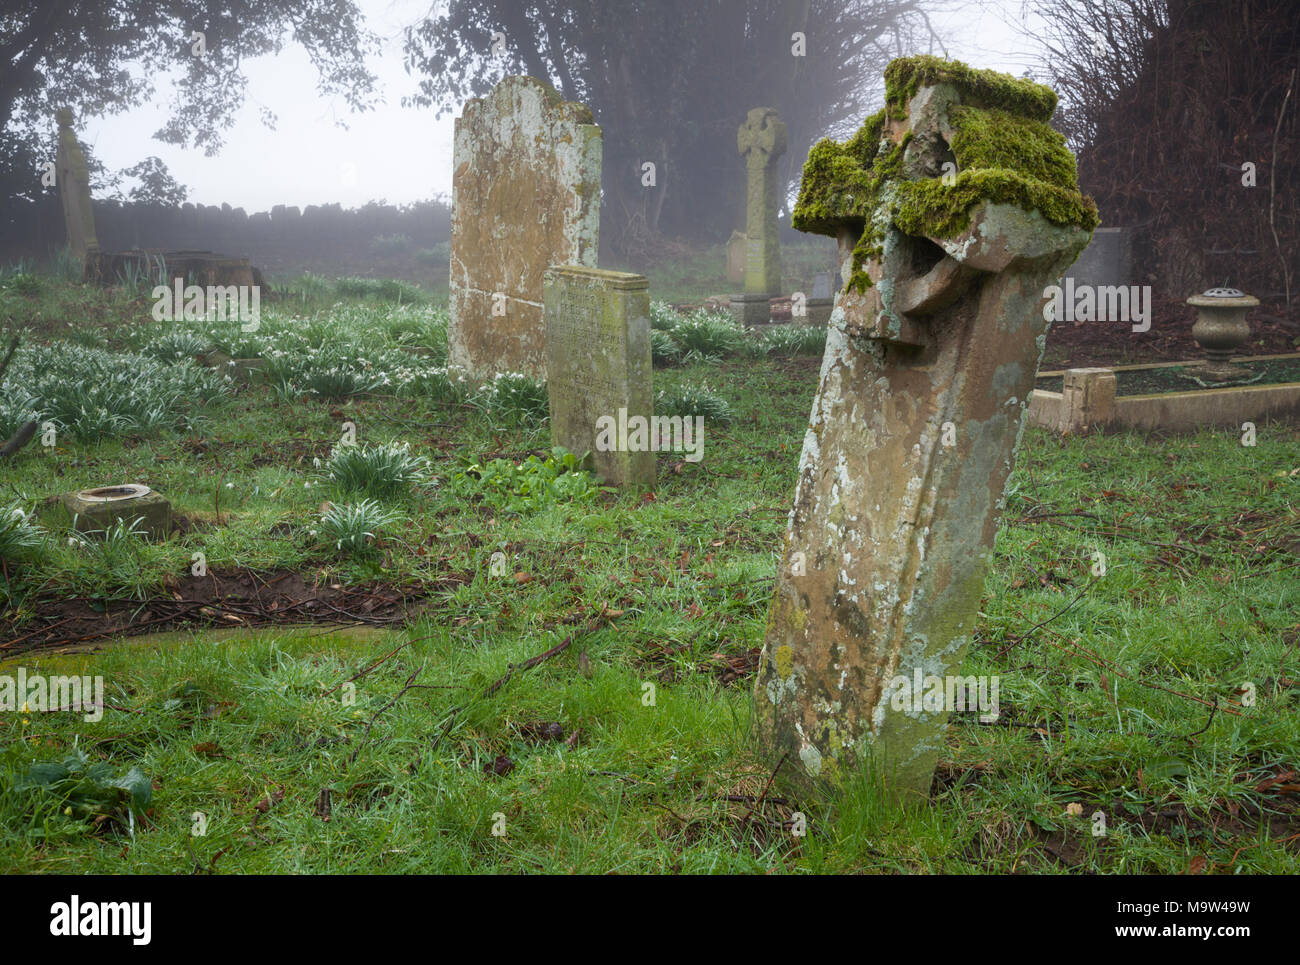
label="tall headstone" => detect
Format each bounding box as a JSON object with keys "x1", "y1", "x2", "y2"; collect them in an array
[
  {"x1": 449, "y1": 76, "x2": 602, "y2": 380},
  {"x1": 544, "y1": 266, "x2": 654, "y2": 488},
  {"x1": 730, "y1": 108, "x2": 787, "y2": 327},
  {"x1": 54, "y1": 108, "x2": 98, "y2": 262},
  {"x1": 754, "y1": 57, "x2": 1097, "y2": 802},
  {"x1": 725, "y1": 231, "x2": 748, "y2": 284}
]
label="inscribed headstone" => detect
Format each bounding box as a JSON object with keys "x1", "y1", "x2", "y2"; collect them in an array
[
  {"x1": 449, "y1": 76, "x2": 602, "y2": 380},
  {"x1": 544, "y1": 266, "x2": 654, "y2": 489}
]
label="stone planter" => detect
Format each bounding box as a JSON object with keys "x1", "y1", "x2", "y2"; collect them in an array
[
  {"x1": 1187, "y1": 288, "x2": 1259, "y2": 381},
  {"x1": 60, "y1": 484, "x2": 171, "y2": 538}
]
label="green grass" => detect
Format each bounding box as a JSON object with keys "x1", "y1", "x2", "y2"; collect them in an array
[{"x1": 0, "y1": 275, "x2": 1297, "y2": 874}]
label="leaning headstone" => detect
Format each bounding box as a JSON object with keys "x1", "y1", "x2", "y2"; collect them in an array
[
  {"x1": 544, "y1": 266, "x2": 654, "y2": 489},
  {"x1": 730, "y1": 108, "x2": 787, "y2": 327},
  {"x1": 725, "y1": 231, "x2": 748, "y2": 284},
  {"x1": 449, "y1": 76, "x2": 602, "y2": 380},
  {"x1": 754, "y1": 56, "x2": 1097, "y2": 802},
  {"x1": 54, "y1": 108, "x2": 99, "y2": 262}
]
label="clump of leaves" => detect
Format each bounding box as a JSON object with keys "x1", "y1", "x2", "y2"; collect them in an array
[
  {"x1": 452, "y1": 447, "x2": 596, "y2": 513},
  {"x1": 656, "y1": 382, "x2": 733, "y2": 424},
  {"x1": 322, "y1": 442, "x2": 431, "y2": 500},
  {"x1": 5, "y1": 746, "x2": 152, "y2": 840},
  {"x1": 0, "y1": 503, "x2": 44, "y2": 563},
  {"x1": 650, "y1": 329, "x2": 684, "y2": 366},
  {"x1": 140, "y1": 329, "x2": 211, "y2": 363},
  {"x1": 764, "y1": 324, "x2": 827, "y2": 355},
  {"x1": 669, "y1": 310, "x2": 744, "y2": 360},
  {"x1": 316, "y1": 499, "x2": 404, "y2": 557},
  {"x1": 1, "y1": 271, "x2": 45, "y2": 297},
  {"x1": 650, "y1": 299, "x2": 680, "y2": 331},
  {"x1": 0, "y1": 341, "x2": 229, "y2": 442},
  {"x1": 472, "y1": 371, "x2": 550, "y2": 425},
  {"x1": 69, "y1": 516, "x2": 154, "y2": 599}
]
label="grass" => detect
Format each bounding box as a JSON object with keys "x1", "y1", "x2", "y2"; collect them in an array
[{"x1": 0, "y1": 273, "x2": 1297, "y2": 874}]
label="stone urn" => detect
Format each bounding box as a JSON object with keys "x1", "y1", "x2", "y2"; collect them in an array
[{"x1": 1187, "y1": 287, "x2": 1258, "y2": 381}]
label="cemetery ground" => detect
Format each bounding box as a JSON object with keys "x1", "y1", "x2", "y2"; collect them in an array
[{"x1": 0, "y1": 269, "x2": 1297, "y2": 874}]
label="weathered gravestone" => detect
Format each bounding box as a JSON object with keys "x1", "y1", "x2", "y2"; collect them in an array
[
  {"x1": 725, "y1": 231, "x2": 748, "y2": 284},
  {"x1": 730, "y1": 108, "x2": 787, "y2": 326},
  {"x1": 54, "y1": 108, "x2": 99, "y2": 262},
  {"x1": 1063, "y1": 226, "x2": 1131, "y2": 295},
  {"x1": 544, "y1": 266, "x2": 654, "y2": 488},
  {"x1": 449, "y1": 76, "x2": 602, "y2": 380},
  {"x1": 804, "y1": 271, "x2": 834, "y2": 326},
  {"x1": 754, "y1": 56, "x2": 1098, "y2": 801}
]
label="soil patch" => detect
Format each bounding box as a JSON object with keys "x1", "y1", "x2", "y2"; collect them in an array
[{"x1": 0, "y1": 567, "x2": 459, "y2": 656}]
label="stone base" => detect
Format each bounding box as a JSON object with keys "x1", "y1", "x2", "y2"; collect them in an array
[
  {"x1": 729, "y1": 293, "x2": 777, "y2": 327},
  {"x1": 60, "y1": 484, "x2": 171, "y2": 538}
]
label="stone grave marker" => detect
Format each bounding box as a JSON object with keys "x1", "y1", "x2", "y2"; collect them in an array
[
  {"x1": 449, "y1": 76, "x2": 602, "y2": 380},
  {"x1": 754, "y1": 57, "x2": 1098, "y2": 802},
  {"x1": 725, "y1": 231, "x2": 747, "y2": 284},
  {"x1": 544, "y1": 266, "x2": 654, "y2": 489},
  {"x1": 54, "y1": 108, "x2": 99, "y2": 262},
  {"x1": 805, "y1": 270, "x2": 834, "y2": 325},
  {"x1": 730, "y1": 108, "x2": 787, "y2": 326},
  {"x1": 1063, "y1": 226, "x2": 1131, "y2": 295}
]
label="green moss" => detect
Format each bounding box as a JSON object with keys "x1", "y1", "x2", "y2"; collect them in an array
[
  {"x1": 790, "y1": 56, "x2": 1098, "y2": 294},
  {"x1": 895, "y1": 170, "x2": 1099, "y2": 240},
  {"x1": 948, "y1": 105, "x2": 1077, "y2": 186},
  {"x1": 791, "y1": 111, "x2": 904, "y2": 292},
  {"x1": 884, "y1": 54, "x2": 1058, "y2": 122}
]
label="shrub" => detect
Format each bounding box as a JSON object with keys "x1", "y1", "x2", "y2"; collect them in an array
[
  {"x1": 368, "y1": 233, "x2": 410, "y2": 257},
  {"x1": 317, "y1": 499, "x2": 404, "y2": 557},
  {"x1": 472, "y1": 371, "x2": 550, "y2": 425},
  {"x1": 0, "y1": 342, "x2": 230, "y2": 442},
  {"x1": 650, "y1": 299, "x2": 680, "y2": 331},
  {"x1": 415, "y1": 242, "x2": 451, "y2": 266},
  {"x1": 1, "y1": 272, "x2": 45, "y2": 298},
  {"x1": 140, "y1": 330, "x2": 211, "y2": 363},
  {"x1": 0, "y1": 503, "x2": 44, "y2": 564},
  {"x1": 650, "y1": 329, "x2": 683, "y2": 365},
  {"x1": 669, "y1": 310, "x2": 743, "y2": 360},
  {"x1": 322, "y1": 442, "x2": 431, "y2": 499},
  {"x1": 451, "y1": 447, "x2": 595, "y2": 513},
  {"x1": 764, "y1": 324, "x2": 827, "y2": 355},
  {"x1": 656, "y1": 382, "x2": 733, "y2": 424}
]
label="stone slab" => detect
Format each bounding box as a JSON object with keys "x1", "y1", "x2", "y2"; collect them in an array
[
  {"x1": 544, "y1": 266, "x2": 654, "y2": 488},
  {"x1": 449, "y1": 76, "x2": 602, "y2": 380}
]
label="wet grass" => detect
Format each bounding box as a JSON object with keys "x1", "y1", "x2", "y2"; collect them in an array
[{"x1": 0, "y1": 278, "x2": 1297, "y2": 873}]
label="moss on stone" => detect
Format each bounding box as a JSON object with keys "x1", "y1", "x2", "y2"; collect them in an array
[
  {"x1": 791, "y1": 56, "x2": 1098, "y2": 294},
  {"x1": 894, "y1": 169, "x2": 1099, "y2": 240},
  {"x1": 884, "y1": 55, "x2": 1058, "y2": 122}
]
